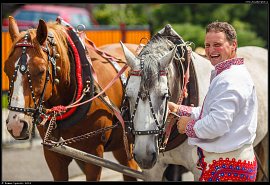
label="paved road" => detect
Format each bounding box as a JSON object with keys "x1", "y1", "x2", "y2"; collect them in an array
[
  {"x1": 2, "y1": 140, "x2": 193, "y2": 181},
  {"x1": 2, "y1": 138, "x2": 132, "y2": 181},
  {"x1": 2, "y1": 108, "x2": 132, "y2": 181}
]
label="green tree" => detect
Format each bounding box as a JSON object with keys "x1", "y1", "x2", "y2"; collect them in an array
[
  {"x1": 93, "y1": 4, "x2": 150, "y2": 25},
  {"x1": 243, "y1": 4, "x2": 268, "y2": 47},
  {"x1": 92, "y1": 3, "x2": 268, "y2": 48}
]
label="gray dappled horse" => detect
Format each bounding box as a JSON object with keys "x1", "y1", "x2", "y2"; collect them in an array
[{"x1": 120, "y1": 24, "x2": 268, "y2": 181}]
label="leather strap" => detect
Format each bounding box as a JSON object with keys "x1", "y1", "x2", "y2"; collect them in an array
[{"x1": 163, "y1": 46, "x2": 192, "y2": 150}]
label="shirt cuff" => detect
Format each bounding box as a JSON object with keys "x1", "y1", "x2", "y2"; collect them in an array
[
  {"x1": 185, "y1": 119, "x2": 198, "y2": 138},
  {"x1": 177, "y1": 105, "x2": 192, "y2": 117}
]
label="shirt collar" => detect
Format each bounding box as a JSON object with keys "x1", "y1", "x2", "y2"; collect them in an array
[{"x1": 215, "y1": 57, "x2": 244, "y2": 75}]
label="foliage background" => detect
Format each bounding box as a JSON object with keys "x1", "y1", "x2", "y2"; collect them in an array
[{"x1": 92, "y1": 3, "x2": 268, "y2": 48}]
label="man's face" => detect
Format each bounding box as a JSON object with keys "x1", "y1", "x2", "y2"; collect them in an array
[{"x1": 204, "y1": 31, "x2": 237, "y2": 66}]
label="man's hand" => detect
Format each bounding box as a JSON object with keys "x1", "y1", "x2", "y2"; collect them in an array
[
  {"x1": 177, "y1": 116, "x2": 192, "y2": 134},
  {"x1": 168, "y1": 101, "x2": 179, "y2": 113}
]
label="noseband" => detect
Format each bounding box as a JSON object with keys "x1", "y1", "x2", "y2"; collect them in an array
[{"x1": 8, "y1": 31, "x2": 58, "y2": 123}]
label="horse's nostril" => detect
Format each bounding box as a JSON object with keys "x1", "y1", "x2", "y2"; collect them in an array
[
  {"x1": 133, "y1": 153, "x2": 141, "y2": 164},
  {"x1": 20, "y1": 120, "x2": 29, "y2": 131},
  {"x1": 151, "y1": 152, "x2": 157, "y2": 164},
  {"x1": 133, "y1": 153, "x2": 136, "y2": 161},
  {"x1": 6, "y1": 119, "x2": 9, "y2": 124}
]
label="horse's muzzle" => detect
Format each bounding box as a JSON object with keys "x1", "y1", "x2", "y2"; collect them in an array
[
  {"x1": 7, "y1": 119, "x2": 30, "y2": 140},
  {"x1": 133, "y1": 152, "x2": 157, "y2": 169}
]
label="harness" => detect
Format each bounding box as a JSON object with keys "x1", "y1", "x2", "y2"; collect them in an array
[{"x1": 50, "y1": 24, "x2": 94, "y2": 129}]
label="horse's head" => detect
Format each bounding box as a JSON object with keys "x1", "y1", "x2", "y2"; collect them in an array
[
  {"x1": 121, "y1": 36, "x2": 177, "y2": 169},
  {"x1": 4, "y1": 16, "x2": 69, "y2": 140}
]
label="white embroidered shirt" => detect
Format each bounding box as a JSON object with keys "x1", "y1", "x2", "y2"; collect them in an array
[{"x1": 178, "y1": 57, "x2": 258, "y2": 153}]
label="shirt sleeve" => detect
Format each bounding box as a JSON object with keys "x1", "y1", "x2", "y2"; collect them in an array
[
  {"x1": 177, "y1": 105, "x2": 202, "y2": 120},
  {"x1": 193, "y1": 81, "x2": 243, "y2": 139}
]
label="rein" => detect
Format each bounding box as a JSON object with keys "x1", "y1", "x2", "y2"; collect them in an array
[
  {"x1": 161, "y1": 44, "x2": 192, "y2": 150},
  {"x1": 46, "y1": 64, "x2": 128, "y2": 112}
]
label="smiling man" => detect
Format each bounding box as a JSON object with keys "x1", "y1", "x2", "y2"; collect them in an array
[
  {"x1": 168, "y1": 21, "x2": 258, "y2": 182},
  {"x1": 204, "y1": 22, "x2": 237, "y2": 66}
]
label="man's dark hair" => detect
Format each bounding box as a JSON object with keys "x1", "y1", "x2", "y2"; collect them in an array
[{"x1": 206, "y1": 21, "x2": 237, "y2": 43}]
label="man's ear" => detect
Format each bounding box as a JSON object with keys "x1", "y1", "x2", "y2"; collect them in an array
[{"x1": 232, "y1": 40, "x2": 238, "y2": 51}]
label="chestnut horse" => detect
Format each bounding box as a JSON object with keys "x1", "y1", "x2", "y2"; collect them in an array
[{"x1": 4, "y1": 16, "x2": 139, "y2": 181}]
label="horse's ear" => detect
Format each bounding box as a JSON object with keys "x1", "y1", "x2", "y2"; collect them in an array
[
  {"x1": 8, "y1": 16, "x2": 20, "y2": 42},
  {"x1": 36, "y1": 19, "x2": 48, "y2": 45},
  {"x1": 159, "y1": 46, "x2": 177, "y2": 69},
  {"x1": 120, "y1": 41, "x2": 140, "y2": 70}
]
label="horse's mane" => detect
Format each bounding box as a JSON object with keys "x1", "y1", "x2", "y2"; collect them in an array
[{"x1": 138, "y1": 35, "x2": 175, "y2": 92}]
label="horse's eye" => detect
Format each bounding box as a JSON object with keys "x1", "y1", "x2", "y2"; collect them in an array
[
  {"x1": 38, "y1": 70, "x2": 45, "y2": 76},
  {"x1": 33, "y1": 68, "x2": 45, "y2": 77}
]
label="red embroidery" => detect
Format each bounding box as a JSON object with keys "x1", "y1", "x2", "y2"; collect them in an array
[
  {"x1": 177, "y1": 105, "x2": 192, "y2": 116},
  {"x1": 215, "y1": 58, "x2": 244, "y2": 75},
  {"x1": 185, "y1": 119, "x2": 197, "y2": 138},
  {"x1": 197, "y1": 148, "x2": 257, "y2": 182},
  {"x1": 184, "y1": 97, "x2": 206, "y2": 138}
]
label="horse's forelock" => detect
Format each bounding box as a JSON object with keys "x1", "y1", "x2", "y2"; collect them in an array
[{"x1": 139, "y1": 36, "x2": 173, "y2": 91}]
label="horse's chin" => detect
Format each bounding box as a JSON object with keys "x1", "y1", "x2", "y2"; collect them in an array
[
  {"x1": 134, "y1": 155, "x2": 157, "y2": 170},
  {"x1": 137, "y1": 160, "x2": 157, "y2": 170},
  {"x1": 8, "y1": 130, "x2": 30, "y2": 140},
  {"x1": 14, "y1": 136, "x2": 29, "y2": 140}
]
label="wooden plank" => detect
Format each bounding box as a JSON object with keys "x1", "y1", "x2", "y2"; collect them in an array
[{"x1": 47, "y1": 144, "x2": 145, "y2": 180}]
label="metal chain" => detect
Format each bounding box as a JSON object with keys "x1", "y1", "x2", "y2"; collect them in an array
[
  {"x1": 42, "y1": 112, "x2": 57, "y2": 146},
  {"x1": 42, "y1": 112, "x2": 118, "y2": 147}
]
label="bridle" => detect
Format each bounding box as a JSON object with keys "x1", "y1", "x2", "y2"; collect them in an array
[
  {"x1": 7, "y1": 31, "x2": 59, "y2": 124},
  {"x1": 123, "y1": 41, "x2": 190, "y2": 152},
  {"x1": 124, "y1": 57, "x2": 171, "y2": 151}
]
